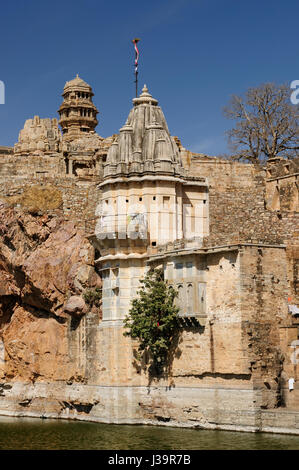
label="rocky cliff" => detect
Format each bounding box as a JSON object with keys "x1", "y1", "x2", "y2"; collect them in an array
[{"x1": 0, "y1": 202, "x2": 101, "y2": 383}]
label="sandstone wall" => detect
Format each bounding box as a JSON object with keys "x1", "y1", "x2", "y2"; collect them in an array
[
  {"x1": 0, "y1": 146, "x2": 13, "y2": 156},
  {"x1": 0, "y1": 245, "x2": 290, "y2": 430},
  {"x1": 190, "y1": 157, "x2": 299, "y2": 307},
  {"x1": 0, "y1": 149, "x2": 298, "y2": 432},
  {"x1": 239, "y1": 246, "x2": 290, "y2": 408},
  {"x1": 0, "y1": 155, "x2": 64, "y2": 177},
  {"x1": 0, "y1": 176, "x2": 101, "y2": 233},
  {"x1": 190, "y1": 157, "x2": 297, "y2": 244}
]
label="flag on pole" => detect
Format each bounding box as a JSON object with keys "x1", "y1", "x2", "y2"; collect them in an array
[
  {"x1": 132, "y1": 38, "x2": 140, "y2": 73},
  {"x1": 132, "y1": 38, "x2": 140, "y2": 97}
]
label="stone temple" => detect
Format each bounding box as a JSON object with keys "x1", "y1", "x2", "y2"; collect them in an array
[{"x1": 0, "y1": 76, "x2": 299, "y2": 433}]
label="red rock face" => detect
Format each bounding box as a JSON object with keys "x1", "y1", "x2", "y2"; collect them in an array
[{"x1": 0, "y1": 202, "x2": 101, "y2": 382}]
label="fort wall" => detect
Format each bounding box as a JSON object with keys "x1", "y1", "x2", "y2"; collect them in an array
[{"x1": 0, "y1": 82, "x2": 298, "y2": 433}]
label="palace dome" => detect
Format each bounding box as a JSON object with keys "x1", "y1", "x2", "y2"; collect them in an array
[{"x1": 63, "y1": 74, "x2": 92, "y2": 93}]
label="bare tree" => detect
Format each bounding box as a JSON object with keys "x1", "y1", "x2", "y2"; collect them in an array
[{"x1": 223, "y1": 83, "x2": 299, "y2": 164}]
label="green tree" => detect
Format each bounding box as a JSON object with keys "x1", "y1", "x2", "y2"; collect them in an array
[{"x1": 123, "y1": 267, "x2": 180, "y2": 374}]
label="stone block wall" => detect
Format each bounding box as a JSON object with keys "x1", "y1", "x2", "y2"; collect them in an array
[
  {"x1": 0, "y1": 175, "x2": 101, "y2": 232},
  {"x1": 239, "y1": 246, "x2": 290, "y2": 408},
  {"x1": 0, "y1": 144, "x2": 298, "y2": 429},
  {"x1": 0, "y1": 146, "x2": 13, "y2": 156},
  {"x1": 0, "y1": 155, "x2": 64, "y2": 177},
  {"x1": 190, "y1": 156, "x2": 298, "y2": 246},
  {"x1": 266, "y1": 174, "x2": 298, "y2": 212},
  {"x1": 0, "y1": 243, "x2": 285, "y2": 429},
  {"x1": 189, "y1": 156, "x2": 299, "y2": 311}
]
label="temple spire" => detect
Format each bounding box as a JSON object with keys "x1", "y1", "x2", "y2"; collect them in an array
[{"x1": 104, "y1": 84, "x2": 183, "y2": 178}]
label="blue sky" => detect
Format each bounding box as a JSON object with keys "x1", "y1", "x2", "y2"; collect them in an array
[{"x1": 0, "y1": 0, "x2": 298, "y2": 155}]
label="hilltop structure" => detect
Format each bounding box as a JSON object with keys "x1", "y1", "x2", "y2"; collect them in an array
[
  {"x1": 0, "y1": 76, "x2": 298, "y2": 433},
  {"x1": 58, "y1": 74, "x2": 99, "y2": 139}
]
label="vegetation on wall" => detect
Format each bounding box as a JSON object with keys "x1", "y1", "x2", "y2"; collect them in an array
[
  {"x1": 83, "y1": 287, "x2": 102, "y2": 307},
  {"x1": 3, "y1": 185, "x2": 63, "y2": 213},
  {"x1": 123, "y1": 268, "x2": 180, "y2": 374}
]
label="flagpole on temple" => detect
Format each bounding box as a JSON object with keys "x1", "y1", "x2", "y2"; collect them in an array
[{"x1": 132, "y1": 38, "x2": 140, "y2": 97}]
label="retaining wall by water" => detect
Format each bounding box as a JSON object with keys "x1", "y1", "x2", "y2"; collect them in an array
[{"x1": 1, "y1": 382, "x2": 299, "y2": 435}]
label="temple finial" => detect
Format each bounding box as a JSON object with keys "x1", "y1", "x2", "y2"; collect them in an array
[{"x1": 133, "y1": 83, "x2": 158, "y2": 105}]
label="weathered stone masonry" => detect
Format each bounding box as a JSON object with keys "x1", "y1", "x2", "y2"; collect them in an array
[{"x1": 0, "y1": 76, "x2": 298, "y2": 433}]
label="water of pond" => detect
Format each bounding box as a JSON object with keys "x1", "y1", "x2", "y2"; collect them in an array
[{"x1": 0, "y1": 417, "x2": 298, "y2": 450}]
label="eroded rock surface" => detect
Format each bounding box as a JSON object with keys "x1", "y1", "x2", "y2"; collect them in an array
[{"x1": 0, "y1": 202, "x2": 101, "y2": 382}]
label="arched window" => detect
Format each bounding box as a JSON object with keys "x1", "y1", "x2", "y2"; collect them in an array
[{"x1": 176, "y1": 284, "x2": 184, "y2": 314}]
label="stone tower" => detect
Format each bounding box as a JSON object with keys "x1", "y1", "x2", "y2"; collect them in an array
[
  {"x1": 95, "y1": 85, "x2": 208, "y2": 322},
  {"x1": 58, "y1": 74, "x2": 99, "y2": 140}
]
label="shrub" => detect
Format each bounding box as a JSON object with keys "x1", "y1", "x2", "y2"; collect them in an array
[
  {"x1": 123, "y1": 268, "x2": 179, "y2": 374},
  {"x1": 83, "y1": 287, "x2": 102, "y2": 307}
]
